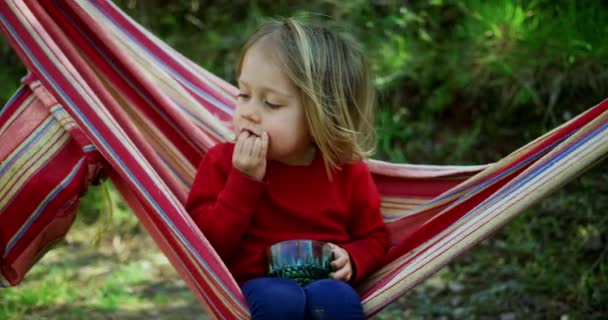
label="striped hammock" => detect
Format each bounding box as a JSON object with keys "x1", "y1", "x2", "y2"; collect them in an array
[{"x1": 1, "y1": 0, "x2": 606, "y2": 319}]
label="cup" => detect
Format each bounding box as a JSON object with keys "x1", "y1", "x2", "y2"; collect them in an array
[{"x1": 266, "y1": 239, "x2": 334, "y2": 286}]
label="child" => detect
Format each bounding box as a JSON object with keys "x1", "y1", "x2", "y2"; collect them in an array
[{"x1": 186, "y1": 17, "x2": 389, "y2": 320}]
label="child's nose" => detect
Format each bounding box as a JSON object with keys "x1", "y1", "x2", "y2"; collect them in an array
[{"x1": 241, "y1": 105, "x2": 261, "y2": 123}]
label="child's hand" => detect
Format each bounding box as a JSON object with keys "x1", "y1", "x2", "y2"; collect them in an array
[
  {"x1": 327, "y1": 243, "x2": 353, "y2": 282},
  {"x1": 232, "y1": 130, "x2": 269, "y2": 181}
]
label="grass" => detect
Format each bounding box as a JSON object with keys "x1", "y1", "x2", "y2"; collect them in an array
[
  {"x1": 0, "y1": 184, "x2": 206, "y2": 320},
  {"x1": 0, "y1": 223, "x2": 205, "y2": 320}
]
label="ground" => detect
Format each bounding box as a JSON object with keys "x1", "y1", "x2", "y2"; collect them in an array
[{"x1": 5, "y1": 221, "x2": 450, "y2": 319}]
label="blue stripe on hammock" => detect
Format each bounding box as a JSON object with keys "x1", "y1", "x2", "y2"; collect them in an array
[{"x1": 0, "y1": 117, "x2": 55, "y2": 177}]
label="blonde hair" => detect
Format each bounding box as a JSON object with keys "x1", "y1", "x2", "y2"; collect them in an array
[{"x1": 237, "y1": 17, "x2": 376, "y2": 173}]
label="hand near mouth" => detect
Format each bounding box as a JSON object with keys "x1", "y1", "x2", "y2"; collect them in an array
[{"x1": 232, "y1": 130, "x2": 269, "y2": 181}]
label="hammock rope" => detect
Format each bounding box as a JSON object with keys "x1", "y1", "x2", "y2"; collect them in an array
[{"x1": 1, "y1": 0, "x2": 607, "y2": 319}]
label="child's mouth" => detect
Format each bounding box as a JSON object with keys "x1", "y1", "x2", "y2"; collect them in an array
[{"x1": 242, "y1": 128, "x2": 260, "y2": 137}]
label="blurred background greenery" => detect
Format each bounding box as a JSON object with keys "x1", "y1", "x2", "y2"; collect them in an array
[{"x1": 1, "y1": 0, "x2": 607, "y2": 319}]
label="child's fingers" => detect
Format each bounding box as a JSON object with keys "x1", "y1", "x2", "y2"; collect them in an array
[
  {"x1": 259, "y1": 131, "x2": 269, "y2": 158},
  {"x1": 329, "y1": 260, "x2": 352, "y2": 281},
  {"x1": 232, "y1": 131, "x2": 267, "y2": 181},
  {"x1": 331, "y1": 254, "x2": 348, "y2": 270},
  {"x1": 330, "y1": 267, "x2": 352, "y2": 281},
  {"x1": 241, "y1": 135, "x2": 254, "y2": 157},
  {"x1": 234, "y1": 131, "x2": 247, "y2": 155},
  {"x1": 326, "y1": 243, "x2": 353, "y2": 281},
  {"x1": 252, "y1": 136, "x2": 263, "y2": 159}
]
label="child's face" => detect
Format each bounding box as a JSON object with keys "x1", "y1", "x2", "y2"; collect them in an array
[{"x1": 234, "y1": 41, "x2": 313, "y2": 165}]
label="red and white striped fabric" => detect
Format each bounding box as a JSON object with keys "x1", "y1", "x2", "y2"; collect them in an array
[
  {"x1": 1, "y1": 1, "x2": 606, "y2": 319},
  {"x1": 0, "y1": 75, "x2": 103, "y2": 286}
]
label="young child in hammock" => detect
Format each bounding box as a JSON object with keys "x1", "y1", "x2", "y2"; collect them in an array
[{"x1": 186, "y1": 17, "x2": 389, "y2": 320}]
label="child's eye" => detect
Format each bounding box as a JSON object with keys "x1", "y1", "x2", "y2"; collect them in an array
[
  {"x1": 265, "y1": 101, "x2": 281, "y2": 109},
  {"x1": 237, "y1": 93, "x2": 250, "y2": 100}
]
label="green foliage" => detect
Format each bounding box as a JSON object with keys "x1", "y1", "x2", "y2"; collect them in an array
[
  {"x1": 0, "y1": 38, "x2": 25, "y2": 106},
  {"x1": 77, "y1": 181, "x2": 140, "y2": 237},
  {"x1": 367, "y1": 0, "x2": 608, "y2": 163}
]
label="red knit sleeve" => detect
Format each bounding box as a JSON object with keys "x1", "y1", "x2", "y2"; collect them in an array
[
  {"x1": 185, "y1": 143, "x2": 265, "y2": 261},
  {"x1": 341, "y1": 162, "x2": 389, "y2": 283}
]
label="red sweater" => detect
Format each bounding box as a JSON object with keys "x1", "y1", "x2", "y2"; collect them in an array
[{"x1": 186, "y1": 142, "x2": 389, "y2": 285}]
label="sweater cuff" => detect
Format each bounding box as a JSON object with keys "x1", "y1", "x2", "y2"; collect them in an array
[
  {"x1": 341, "y1": 242, "x2": 368, "y2": 283},
  {"x1": 219, "y1": 169, "x2": 266, "y2": 211}
]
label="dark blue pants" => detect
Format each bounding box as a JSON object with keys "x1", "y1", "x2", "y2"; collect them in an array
[{"x1": 242, "y1": 277, "x2": 364, "y2": 320}]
